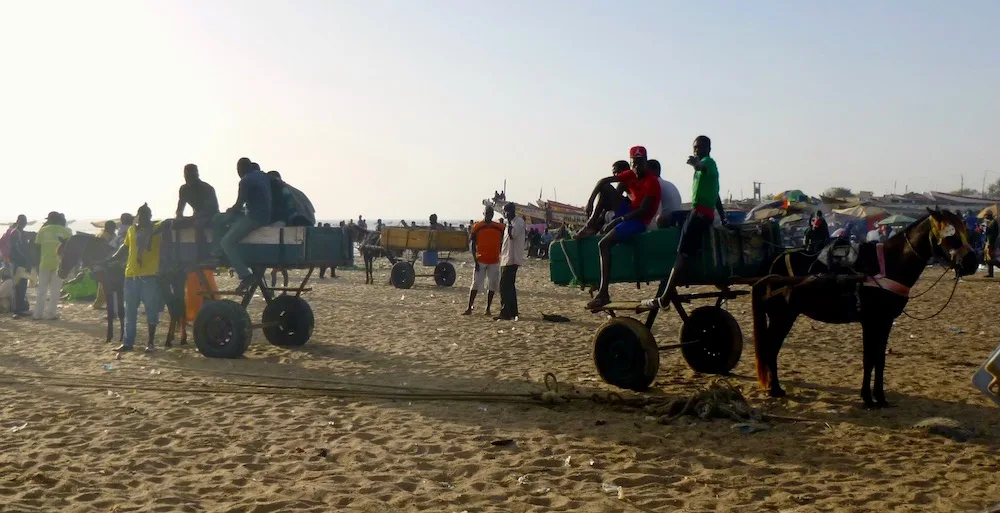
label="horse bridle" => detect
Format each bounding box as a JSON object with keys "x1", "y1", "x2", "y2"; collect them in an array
[{"x1": 903, "y1": 218, "x2": 972, "y2": 269}]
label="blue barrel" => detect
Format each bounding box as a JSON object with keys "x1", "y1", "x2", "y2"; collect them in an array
[{"x1": 422, "y1": 251, "x2": 439, "y2": 267}]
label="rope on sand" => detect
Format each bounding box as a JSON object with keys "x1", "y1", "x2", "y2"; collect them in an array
[{"x1": 0, "y1": 367, "x2": 771, "y2": 427}]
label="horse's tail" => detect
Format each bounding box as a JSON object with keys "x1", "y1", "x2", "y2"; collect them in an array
[{"x1": 751, "y1": 285, "x2": 770, "y2": 391}]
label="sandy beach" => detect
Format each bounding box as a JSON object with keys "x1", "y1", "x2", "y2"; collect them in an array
[{"x1": 0, "y1": 255, "x2": 998, "y2": 512}]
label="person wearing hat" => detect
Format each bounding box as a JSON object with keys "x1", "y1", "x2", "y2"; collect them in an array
[
  {"x1": 984, "y1": 211, "x2": 999, "y2": 277},
  {"x1": 33, "y1": 211, "x2": 73, "y2": 320},
  {"x1": 641, "y1": 136, "x2": 727, "y2": 311},
  {"x1": 579, "y1": 147, "x2": 661, "y2": 310}
]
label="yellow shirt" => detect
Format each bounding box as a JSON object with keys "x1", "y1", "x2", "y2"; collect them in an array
[{"x1": 124, "y1": 224, "x2": 162, "y2": 278}]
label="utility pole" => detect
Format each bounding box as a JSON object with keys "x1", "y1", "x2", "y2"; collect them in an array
[
  {"x1": 752, "y1": 182, "x2": 762, "y2": 203},
  {"x1": 983, "y1": 171, "x2": 989, "y2": 199}
]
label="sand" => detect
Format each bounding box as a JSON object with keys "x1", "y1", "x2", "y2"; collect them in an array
[{"x1": 0, "y1": 255, "x2": 998, "y2": 512}]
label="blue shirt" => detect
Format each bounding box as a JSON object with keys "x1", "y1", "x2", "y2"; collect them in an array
[{"x1": 238, "y1": 170, "x2": 273, "y2": 226}]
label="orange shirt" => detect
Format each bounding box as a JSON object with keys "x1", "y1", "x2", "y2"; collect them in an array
[{"x1": 471, "y1": 220, "x2": 504, "y2": 264}]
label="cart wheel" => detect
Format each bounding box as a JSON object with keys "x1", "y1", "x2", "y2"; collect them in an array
[
  {"x1": 262, "y1": 295, "x2": 315, "y2": 347},
  {"x1": 193, "y1": 299, "x2": 253, "y2": 358},
  {"x1": 679, "y1": 306, "x2": 743, "y2": 374},
  {"x1": 433, "y1": 262, "x2": 457, "y2": 287},
  {"x1": 390, "y1": 261, "x2": 415, "y2": 289},
  {"x1": 592, "y1": 317, "x2": 660, "y2": 391}
]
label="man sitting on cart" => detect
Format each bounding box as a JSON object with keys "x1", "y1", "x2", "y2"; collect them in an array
[
  {"x1": 640, "y1": 135, "x2": 726, "y2": 310},
  {"x1": 211, "y1": 157, "x2": 272, "y2": 293},
  {"x1": 578, "y1": 146, "x2": 662, "y2": 310}
]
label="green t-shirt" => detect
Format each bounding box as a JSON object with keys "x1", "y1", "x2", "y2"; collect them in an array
[
  {"x1": 692, "y1": 156, "x2": 720, "y2": 210},
  {"x1": 35, "y1": 224, "x2": 73, "y2": 272}
]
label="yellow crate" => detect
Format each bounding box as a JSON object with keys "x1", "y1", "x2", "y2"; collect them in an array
[{"x1": 381, "y1": 227, "x2": 469, "y2": 252}]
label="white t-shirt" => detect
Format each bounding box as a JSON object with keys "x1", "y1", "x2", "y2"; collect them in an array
[
  {"x1": 865, "y1": 229, "x2": 881, "y2": 243},
  {"x1": 657, "y1": 177, "x2": 682, "y2": 218},
  {"x1": 500, "y1": 216, "x2": 526, "y2": 267}
]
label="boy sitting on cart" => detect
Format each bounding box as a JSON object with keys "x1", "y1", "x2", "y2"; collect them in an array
[
  {"x1": 640, "y1": 135, "x2": 727, "y2": 310},
  {"x1": 577, "y1": 146, "x2": 661, "y2": 310}
]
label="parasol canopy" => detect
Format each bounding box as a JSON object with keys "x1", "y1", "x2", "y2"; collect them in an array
[
  {"x1": 978, "y1": 204, "x2": 1000, "y2": 218},
  {"x1": 747, "y1": 199, "x2": 815, "y2": 221},
  {"x1": 833, "y1": 205, "x2": 887, "y2": 219},
  {"x1": 876, "y1": 214, "x2": 917, "y2": 227},
  {"x1": 778, "y1": 213, "x2": 806, "y2": 226},
  {"x1": 772, "y1": 190, "x2": 815, "y2": 204}
]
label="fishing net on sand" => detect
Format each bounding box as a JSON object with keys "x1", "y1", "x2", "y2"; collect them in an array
[{"x1": 639, "y1": 379, "x2": 760, "y2": 425}]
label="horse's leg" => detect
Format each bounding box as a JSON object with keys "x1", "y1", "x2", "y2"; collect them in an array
[
  {"x1": 177, "y1": 273, "x2": 187, "y2": 345},
  {"x1": 104, "y1": 286, "x2": 114, "y2": 343},
  {"x1": 862, "y1": 317, "x2": 894, "y2": 408},
  {"x1": 763, "y1": 302, "x2": 797, "y2": 398},
  {"x1": 753, "y1": 289, "x2": 798, "y2": 397}
]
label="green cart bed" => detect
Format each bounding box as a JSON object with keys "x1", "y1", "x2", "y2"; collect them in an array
[{"x1": 549, "y1": 222, "x2": 783, "y2": 288}]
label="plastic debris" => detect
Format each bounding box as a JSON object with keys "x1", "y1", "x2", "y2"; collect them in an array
[
  {"x1": 517, "y1": 474, "x2": 531, "y2": 485},
  {"x1": 602, "y1": 482, "x2": 625, "y2": 499},
  {"x1": 563, "y1": 455, "x2": 571, "y2": 467},
  {"x1": 149, "y1": 369, "x2": 161, "y2": 375},
  {"x1": 8, "y1": 422, "x2": 27, "y2": 433},
  {"x1": 102, "y1": 364, "x2": 115, "y2": 371}
]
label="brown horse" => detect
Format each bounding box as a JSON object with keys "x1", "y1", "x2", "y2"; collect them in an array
[
  {"x1": 750, "y1": 208, "x2": 978, "y2": 408},
  {"x1": 58, "y1": 234, "x2": 125, "y2": 343},
  {"x1": 350, "y1": 225, "x2": 396, "y2": 284},
  {"x1": 59, "y1": 232, "x2": 188, "y2": 347}
]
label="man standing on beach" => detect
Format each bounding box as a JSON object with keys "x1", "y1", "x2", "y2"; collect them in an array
[
  {"x1": 109, "y1": 204, "x2": 163, "y2": 352},
  {"x1": 463, "y1": 206, "x2": 503, "y2": 316},
  {"x1": 496, "y1": 203, "x2": 525, "y2": 321},
  {"x1": 34, "y1": 212, "x2": 73, "y2": 320}
]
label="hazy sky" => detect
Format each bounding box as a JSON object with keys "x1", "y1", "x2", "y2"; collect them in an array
[{"x1": 1, "y1": 0, "x2": 997, "y2": 222}]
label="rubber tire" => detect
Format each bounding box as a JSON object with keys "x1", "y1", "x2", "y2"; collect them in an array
[
  {"x1": 390, "y1": 262, "x2": 415, "y2": 289},
  {"x1": 193, "y1": 299, "x2": 253, "y2": 358},
  {"x1": 261, "y1": 294, "x2": 315, "y2": 347},
  {"x1": 592, "y1": 317, "x2": 660, "y2": 391},
  {"x1": 433, "y1": 262, "x2": 457, "y2": 287},
  {"x1": 679, "y1": 306, "x2": 744, "y2": 374}
]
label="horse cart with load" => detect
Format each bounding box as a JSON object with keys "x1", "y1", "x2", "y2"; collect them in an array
[
  {"x1": 380, "y1": 227, "x2": 469, "y2": 289},
  {"x1": 161, "y1": 224, "x2": 354, "y2": 358},
  {"x1": 549, "y1": 220, "x2": 785, "y2": 391}
]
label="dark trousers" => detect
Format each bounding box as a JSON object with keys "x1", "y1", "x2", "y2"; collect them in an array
[
  {"x1": 14, "y1": 278, "x2": 28, "y2": 313},
  {"x1": 499, "y1": 265, "x2": 519, "y2": 318}
]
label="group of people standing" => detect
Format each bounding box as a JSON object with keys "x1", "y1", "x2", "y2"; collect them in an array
[
  {"x1": 463, "y1": 202, "x2": 524, "y2": 321},
  {"x1": 0, "y1": 157, "x2": 314, "y2": 352}
]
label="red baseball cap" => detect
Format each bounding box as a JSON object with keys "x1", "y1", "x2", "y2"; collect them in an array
[{"x1": 629, "y1": 146, "x2": 647, "y2": 159}]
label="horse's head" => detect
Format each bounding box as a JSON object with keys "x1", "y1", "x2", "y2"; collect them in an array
[
  {"x1": 926, "y1": 207, "x2": 978, "y2": 276},
  {"x1": 58, "y1": 233, "x2": 107, "y2": 280}
]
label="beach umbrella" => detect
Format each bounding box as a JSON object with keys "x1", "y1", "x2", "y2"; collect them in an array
[
  {"x1": 833, "y1": 205, "x2": 887, "y2": 219},
  {"x1": 978, "y1": 204, "x2": 1000, "y2": 218},
  {"x1": 773, "y1": 190, "x2": 812, "y2": 203},
  {"x1": 778, "y1": 213, "x2": 805, "y2": 226},
  {"x1": 877, "y1": 214, "x2": 916, "y2": 227}
]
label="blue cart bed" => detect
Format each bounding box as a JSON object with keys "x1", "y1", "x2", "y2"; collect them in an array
[{"x1": 161, "y1": 225, "x2": 354, "y2": 269}]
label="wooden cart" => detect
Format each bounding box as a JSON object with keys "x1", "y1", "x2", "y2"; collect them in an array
[
  {"x1": 549, "y1": 220, "x2": 786, "y2": 391},
  {"x1": 380, "y1": 227, "x2": 469, "y2": 289},
  {"x1": 161, "y1": 224, "x2": 354, "y2": 358}
]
